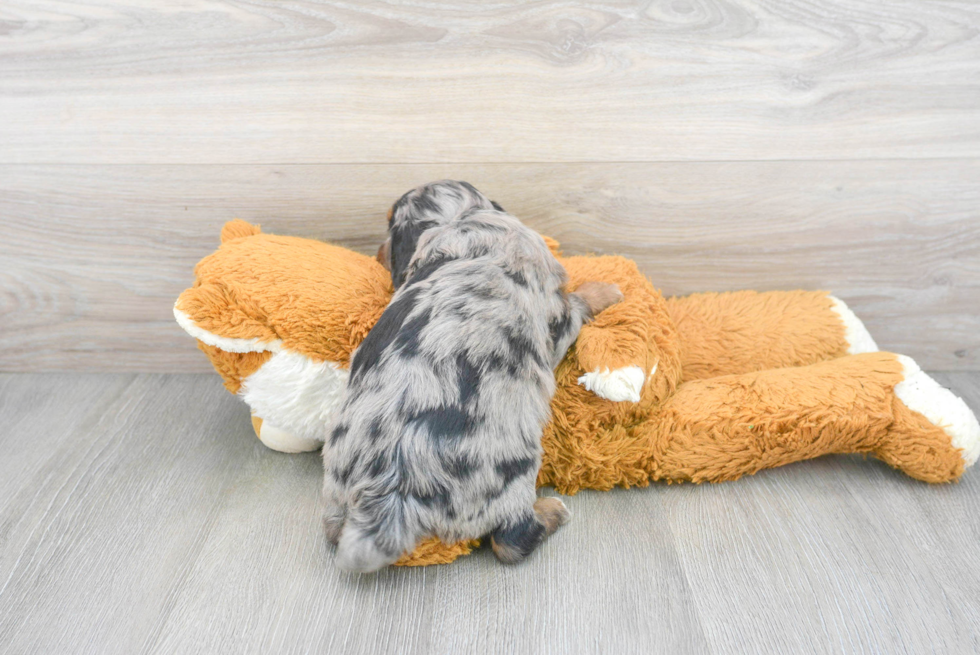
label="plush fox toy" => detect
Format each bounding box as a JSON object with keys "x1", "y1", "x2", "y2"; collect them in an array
[{"x1": 175, "y1": 220, "x2": 980, "y2": 565}]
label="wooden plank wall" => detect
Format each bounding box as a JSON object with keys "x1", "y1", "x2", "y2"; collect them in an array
[{"x1": 1, "y1": 0, "x2": 978, "y2": 372}]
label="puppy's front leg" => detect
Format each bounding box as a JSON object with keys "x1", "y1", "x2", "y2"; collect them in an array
[
  {"x1": 573, "y1": 281, "x2": 624, "y2": 317},
  {"x1": 548, "y1": 282, "x2": 623, "y2": 368}
]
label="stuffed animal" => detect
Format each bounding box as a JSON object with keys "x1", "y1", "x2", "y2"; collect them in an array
[{"x1": 175, "y1": 220, "x2": 980, "y2": 566}]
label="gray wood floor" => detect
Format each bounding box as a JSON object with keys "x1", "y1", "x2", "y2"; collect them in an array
[{"x1": 2, "y1": 372, "x2": 979, "y2": 654}]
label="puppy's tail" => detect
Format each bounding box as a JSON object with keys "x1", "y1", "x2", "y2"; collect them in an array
[{"x1": 335, "y1": 522, "x2": 403, "y2": 573}]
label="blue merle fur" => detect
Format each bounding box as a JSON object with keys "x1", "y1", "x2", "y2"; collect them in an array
[{"x1": 322, "y1": 181, "x2": 593, "y2": 572}]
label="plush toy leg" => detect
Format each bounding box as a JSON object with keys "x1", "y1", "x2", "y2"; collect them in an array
[
  {"x1": 250, "y1": 414, "x2": 322, "y2": 453},
  {"x1": 665, "y1": 290, "x2": 877, "y2": 381},
  {"x1": 650, "y1": 352, "x2": 978, "y2": 484},
  {"x1": 878, "y1": 356, "x2": 980, "y2": 482}
]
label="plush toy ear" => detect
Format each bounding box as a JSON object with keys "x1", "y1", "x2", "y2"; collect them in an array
[
  {"x1": 541, "y1": 235, "x2": 562, "y2": 257},
  {"x1": 221, "y1": 219, "x2": 262, "y2": 243},
  {"x1": 174, "y1": 282, "x2": 280, "y2": 350}
]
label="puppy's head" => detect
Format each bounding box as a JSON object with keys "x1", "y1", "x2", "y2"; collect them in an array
[{"x1": 379, "y1": 180, "x2": 504, "y2": 288}]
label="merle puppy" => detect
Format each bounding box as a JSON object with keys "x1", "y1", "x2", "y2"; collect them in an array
[{"x1": 322, "y1": 181, "x2": 621, "y2": 572}]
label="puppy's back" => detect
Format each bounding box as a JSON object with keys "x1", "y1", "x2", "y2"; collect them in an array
[{"x1": 325, "y1": 211, "x2": 572, "y2": 571}]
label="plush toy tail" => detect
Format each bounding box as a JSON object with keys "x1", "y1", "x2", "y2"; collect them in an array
[{"x1": 221, "y1": 219, "x2": 262, "y2": 243}]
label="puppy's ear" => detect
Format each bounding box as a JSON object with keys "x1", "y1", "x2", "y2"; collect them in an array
[{"x1": 377, "y1": 239, "x2": 391, "y2": 271}]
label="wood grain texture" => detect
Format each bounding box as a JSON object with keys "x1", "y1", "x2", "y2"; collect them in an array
[
  {"x1": 1, "y1": 0, "x2": 979, "y2": 164},
  {"x1": 1, "y1": 372, "x2": 980, "y2": 653},
  {"x1": 2, "y1": 161, "x2": 978, "y2": 372}
]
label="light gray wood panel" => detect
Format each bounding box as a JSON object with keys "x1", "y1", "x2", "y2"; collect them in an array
[
  {"x1": 1, "y1": 0, "x2": 979, "y2": 164},
  {"x1": 1, "y1": 373, "x2": 980, "y2": 653},
  {"x1": 2, "y1": 161, "x2": 978, "y2": 372}
]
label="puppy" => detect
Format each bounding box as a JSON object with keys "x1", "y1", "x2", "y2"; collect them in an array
[{"x1": 323, "y1": 181, "x2": 621, "y2": 572}]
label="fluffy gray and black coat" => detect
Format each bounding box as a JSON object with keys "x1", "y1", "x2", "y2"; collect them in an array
[{"x1": 322, "y1": 181, "x2": 620, "y2": 572}]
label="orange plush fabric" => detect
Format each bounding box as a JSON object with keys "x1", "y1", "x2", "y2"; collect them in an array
[
  {"x1": 180, "y1": 220, "x2": 391, "y2": 367},
  {"x1": 176, "y1": 221, "x2": 973, "y2": 567},
  {"x1": 393, "y1": 537, "x2": 481, "y2": 567},
  {"x1": 665, "y1": 290, "x2": 850, "y2": 380}
]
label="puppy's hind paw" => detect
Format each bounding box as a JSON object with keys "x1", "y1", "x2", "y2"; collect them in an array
[{"x1": 534, "y1": 496, "x2": 570, "y2": 536}]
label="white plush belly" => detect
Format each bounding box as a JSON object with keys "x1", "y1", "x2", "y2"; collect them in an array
[{"x1": 240, "y1": 350, "x2": 349, "y2": 445}]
